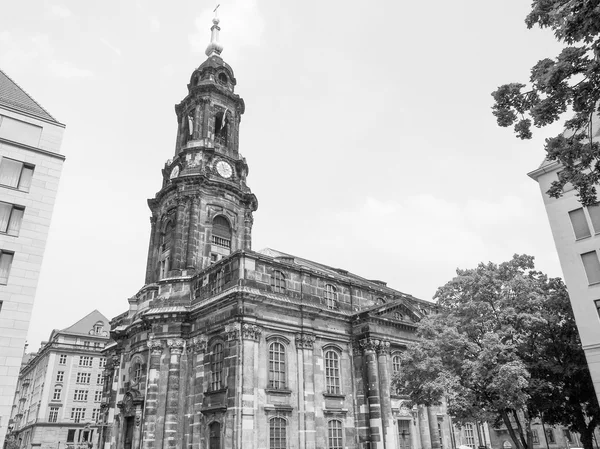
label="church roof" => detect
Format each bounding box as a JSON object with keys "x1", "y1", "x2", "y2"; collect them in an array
[
  {"x1": 59, "y1": 309, "x2": 110, "y2": 337},
  {"x1": 257, "y1": 247, "x2": 426, "y2": 303},
  {"x1": 0, "y1": 68, "x2": 59, "y2": 123}
]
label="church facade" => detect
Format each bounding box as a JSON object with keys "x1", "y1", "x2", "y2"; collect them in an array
[{"x1": 99, "y1": 18, "x2": 449, "y2": 449}]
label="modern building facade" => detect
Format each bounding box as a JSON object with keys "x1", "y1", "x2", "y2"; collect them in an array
[
  {"x1": 99, "y1": 18, "x2": 451, "y2": 449},
  {"x1": 7, "y1": 310, "x2": 109, "y2": 449},
  {"x1": 528, "y1": 115, "x2": 600, "y2": 405},
  {"x1": 0, "y1": 69, "x2": 66, "y2": 446}
]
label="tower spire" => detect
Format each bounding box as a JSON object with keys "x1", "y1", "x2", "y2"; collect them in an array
[{"x1": 205, "y1": 5, "x2": 224, "y2": 57}]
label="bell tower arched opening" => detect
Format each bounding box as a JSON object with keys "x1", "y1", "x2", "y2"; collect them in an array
[{"x1": 210, "y1": 215, "x2": 232, "y2": 263}]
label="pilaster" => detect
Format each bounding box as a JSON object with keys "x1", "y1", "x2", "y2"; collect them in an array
[
  {"x1": 241, "y1": 324, "x2": 262, "y2": 449},
  {"x1": 190, "y1": 337, "x2": 208, "y2": 449},
  {"x1": 164, "y1": 339, "x2": 185, "y2": 449},
  {"x1": 143, "y1": 339, "x2": 164, "y2": 449},
  {"x1": 360, "y1": 337, "x2": 384, "y2": 449}
]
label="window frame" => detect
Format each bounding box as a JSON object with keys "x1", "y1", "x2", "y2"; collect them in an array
[
  {"x1": 268, "y1": 339, "x2": 287, "y2": 390},
  {"x1": 0, "y1": 201, "x2": 25, "y2": 236},
  {"x1": 271, "y1": 270, "x2": 287, "y2": 294},
  {"x1": 210, "y1": 342, "x2": 224, "y2": 391},
  {"x1": 327, "y1": 419, "x2": 344, "y2": 449},
  {"x1": 0, "y1": 157, "x2": 34, "y2": 192},
  {"x1": 568, "y1": 207, "x2": 592, "y2": 240},
  {"x1": 325, "y1": 284, "x2": 338, "y2": 310},
  {"x1": 324, "y1": 347, "x2": 341, "y2": 395},
  {"x1": 0, "y1": 250, "x2": 15, "y2": 285},
  {"x1": 48, "y1": 406, "x2": 59, "y2": 423},
  {"x1": 269, "y1": 417, "x2": 287, "y2": 449},
  {"x1": 581, "y1": 251, "x2": 600, "y2": 285}
]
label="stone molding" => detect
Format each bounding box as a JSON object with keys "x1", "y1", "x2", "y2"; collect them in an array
[
  {"x1": 241, "y1": 323, "x2": 262, "y2": 341},
  {"x1": 225, "y1": 322, "x2": 241, "y2": 341},
  {"x1": 167, "y1": 338, "x2": 185, "y2": 355},
  {"x1": 188, "y1": 336, "x2": 208, "y2": 353},
  {"x1": 295, "y1": 333, "x2": 316, "y2": 349},
  {"x1": 147, "y1": 339, "x2": 164, "y2": 355}
]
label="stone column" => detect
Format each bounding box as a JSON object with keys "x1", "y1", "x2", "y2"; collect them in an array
[
  {"x1": 418, "y1": 405, "x2": 432, "y2": 449},
  {"x1": 361, "y1": 338, "x2": 384, "y2": 449},
  {"x1": 241, "y1": 324, "x2": 262, "y2": 449},
  {"x1": 190, "y1": 337, "x2": 208, "y2": 449},
  {"x1": 296, "y1": 333, "x2": 316, "y2": 449},
  {"x1": 352, "y1": 341, "x2": 370, "y2": 448},
  {"x1": 145, "y1": 216, "x2": 158, "y2": 284},
  {"x1": 173, "y1": 200, "x2": 186, "y2": 271},
  {"x1": 164, "y1": 339, "x2": 185, "y2": 449},
  {"x1": 243, "y1": 210, "x2": 253, "y2": 251},
  {"x1": 143, "y1": 339, "x2": 164, "y2": 449},
  {"x1": 186, "y1": 197, "x2": 199, "y2": 269},
  {"x1": 377, "y1": 340, "x2": 395, "y2": 449},
  {"x1": 427, "y1": 407, "x2": 441, "y2": 449}
]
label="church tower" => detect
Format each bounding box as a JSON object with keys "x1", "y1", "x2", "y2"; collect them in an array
[{"x1": 144, "y1": 16, "x2": 258, "y2": 284}]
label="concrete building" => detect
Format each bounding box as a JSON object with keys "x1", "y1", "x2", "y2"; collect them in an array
[
  {"x1": 99, "y1": 18, "x2": 451, "y2": 449},
  {"x1": 0, "y1": 69, "x2": 66, "y2": 446},
  {"x1": 528, "y1": 114, "x2": 600, "y2": 404},
  {"x1": 7, "y1": 310, "x2": 110, "y2": 449}
]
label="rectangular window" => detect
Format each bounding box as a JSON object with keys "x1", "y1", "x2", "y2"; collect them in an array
[
  {"x1": 0, "y1": 157, "x2": 34, "y2": 192},
  {"x1": 0, "y1": 115, "x2": 42, "y2": 146},
  {"x1": 49, "y1": 407, "x2": 59, "y2": 423},
  {"x1": 94, "y1": 390, "x2": 102, "y2": 402},
  {"x1": 0, "y1": 250, "x2": 14, "y2": 285},
  {"x1": 0, "y1": 202, "x2": 25, "y2": 236},
  {"x1": 546, "y1": 429, "x2": 555, "y2": 444},
  {"x1": 73, "y1": 390, "x2": 88, "y2": 401},
  {"x1": 71, "y1": 408, "x2": 85, "y2": 423},
  {"x1": 588, "y1": 204, "x2": 600, "y2": 234},
  {"x1": 52, "y1": 388, "x2": 61, "y2": 400},
  {"x1": 97, "y1": 373, "x2": 103, "y2": 385},
  {"x1": 76, "y1": 372, "x2": 91, "y2": 384},
  {"x1": 67, "y1": 429, "x2": 76, "y2": 442},
  {"x1": 569, "y1": 208, "x2": 592, "y2": 239},
  {"x1": 83, "y1": 341, "x2": 90, "y2": 348},
  {"x1": 91, "y1": 408, "x2": 100, "y2": 422},
  {"x1": 581, "y1": 251, "x2": 600, "y2": 284},
  {"x1": 99, "y1": 358, "x2": 106, "y2": 368},
  {"x1": 59, "y1": 354, "x2": 67, "y2": 365},
  {"x1": 464, "y1": 423, "x2": 476, "y2": 449},
  {"x1": 532, "y1": 429, "x2": 540, "y2": 444},
  {"x1": 79, "y1": 356, "x2": 92, "y2": 367},
  {"x1": 56, "y1": 371, "x2": 64, "y2": 382}
]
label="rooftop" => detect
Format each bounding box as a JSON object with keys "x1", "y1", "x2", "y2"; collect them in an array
[{"x1": 0, "y1": 69, "x2": 59, "y2": 123}]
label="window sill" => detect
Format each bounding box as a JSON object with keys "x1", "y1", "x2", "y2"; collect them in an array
[
  {"x1": 322, "y1": 393, "x2": 345, "y2": 399},
  {"x1": 204, "y1": 387, "x2": 227, "y2": 396},
  {"x1": 265, "y1": 388, "x2": 292, "y2": 396}
]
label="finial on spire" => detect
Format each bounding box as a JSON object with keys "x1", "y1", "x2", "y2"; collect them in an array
[{"x1": 205, "y1": 4, "x2": 224, "y2": 57}]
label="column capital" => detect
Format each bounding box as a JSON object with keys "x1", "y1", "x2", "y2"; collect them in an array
[
  {"x1": 225, "y1": 322, "x2": 241, "y2": 341},
  {"x1": 359, "y1": 337, "x2": 390, "y2": 354},
  {"x1": 147, "y1": 339, "x2": 164, "y2": 355},
  {"x1": 167, "y1": 338, "x2": 185, "y2": 355},
  {"x1": 188, "y1": 336, "x2": 208, "y2": 353},
  {"x1": 295, "y1": 333, "x2": 315, "y2": 349},
  {"x1": 241, "y1": 323, "x2": 262, "y2": 341}
]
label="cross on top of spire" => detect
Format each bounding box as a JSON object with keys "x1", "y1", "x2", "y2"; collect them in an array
[{"x1": 205, "y1": 4, "x2": 224, "y2": 57}]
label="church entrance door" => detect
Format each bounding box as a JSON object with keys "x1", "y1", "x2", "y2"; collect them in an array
[
  {"x1": 398, "y1": 420, "x2": 412, "y2": 449},
  {"x1": 124, "y1": 416, "x2": 134, "y2": 449},
  {"x1": 209, "y1": 422, "x2": 221, "y2": 449}
]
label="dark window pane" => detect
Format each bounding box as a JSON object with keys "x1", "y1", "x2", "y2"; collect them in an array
[
  {"x1": 569, "y1": 208, "x2": 591, "y2": 239},
  {"x1": 582, "y1": 252, "x2": 600, "y2": 284}
]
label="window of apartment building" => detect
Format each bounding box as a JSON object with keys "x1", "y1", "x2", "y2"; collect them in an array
[
  {"x1": 91, "y1": 408, "x2": 100, "y2": 422},
  {"x1": 328, "y1": 420, "x2": 343, "y2": 449},
  {"x1": 271, "y1": 270, "x2": 286, "y2": 293},
  {"x1": 0, "y1": 202, "x2": 24, "y2": 236},
  {"x1": 0, "y1": 115, "x2": 42, "y2": 146},
  {"x1": 532, "y1": 429, "x2": 540, "y2": 444},
  {"x1": 48, "y1": 406, "x2": 59, "y2": 423},
  {"x1": 71, "y1": 408, "x2": 85, "y2": 423},
  {"x1": 325, "y1": 349, "x2": 341, "y2": 394},
  {"x1": 269, "y1": 417, "x2": 287, "y2": 449},
  {"x1": 67, "y1": 429, "x2": 76, "y2": 442},
  {"x1": 97, "y1": 373, "x2": 103, "y2": 385},
  {"x1": 569, "y1": 208, "x2": 592, "y2": 239},
  {"x1": 99, "y1": 357, "x2": 106, "y2": 368},
  {"x1": 52, "y1": 387, "x2": 62, "y2": 400},
  {"x1": 56, "y1": 371, "x2": 64, "y2": 382},
  {"x1": 59, "y1": 354, "x2": 67, "y2": 365},
  {"x1": 94, "y1": 390, "x2": 102, "y2": 402},
  {"x1": 0, "y1": 250, "x2": 14, "y2": 285},
  {"x1": 73, "y1": 390, "x2": 88, "y2": 401},
  {"x1": 325, "y1": 284, "x2": 338, "y2": 310},
  {"x1": 464, "y1": 423, "x2": 476, "y2": 449},
  {"x1": 581, "y1": 251, "x2": 600, "y2": 284},
  {"x1": 83, "y1": 341, "x2": 90, "y2": 348},
  {"x1": 210, "y1": 342, "x2": 224, "y2": 391},
  {"x1": 79, "y1": 356, "x2": 92, "y2": 367},
  {"x1": 93, "y1": 342, "x2": 101, "y2": 349},
  {"x1": 76, "y1": 372, "x2": 91, "y2": 384},
  {"x1": 546, "y1": 429, "x2": 556, "y2": 444},
  {"x1": 268, "y1": 339, "x2": 286, "y2": 389},
  {"x1": 0, "y1": 157, "x2": 34, "y2": 192}
]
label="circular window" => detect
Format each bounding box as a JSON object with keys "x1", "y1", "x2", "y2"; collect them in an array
[{"x1": 218, "y1": 73, "x2": 228, "y2": 85}]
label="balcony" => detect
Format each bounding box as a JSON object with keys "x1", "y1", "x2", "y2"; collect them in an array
[{"x1": 211, "y1": 235, "x2": 231, "y2": 249}]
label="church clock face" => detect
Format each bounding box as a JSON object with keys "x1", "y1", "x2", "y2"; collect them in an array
[{"x1": 215, "y1": 160, "x2": 233, "y2": 179}]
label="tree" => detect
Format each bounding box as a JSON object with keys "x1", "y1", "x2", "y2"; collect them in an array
[
  {"x1": 395, "y1": 255, "x2": 600, "y2": 449},
  {"x1": 491, "y1": 0, "x2": 600, "y2": 206}
]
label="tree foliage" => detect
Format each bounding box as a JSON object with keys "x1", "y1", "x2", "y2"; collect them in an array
[
  {"x1": 491, "y1": 0, "x2": 600, "y2": 206},
  {"x1": 395, "y1": 255, "x2": 600, "y2": 449}
]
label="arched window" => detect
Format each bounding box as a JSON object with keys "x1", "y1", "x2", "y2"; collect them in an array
[
  {"x1": 211, "y1": 216, "x2": 232, "y2": 261},
  {"x1": 269, "y1": 417, "x2": 287, "y2": 449},
  {"x1": 325, "y1": 284, "x2": 338, "y2": 310},
  {"x1": 160, "y1": 220, "x2": 175, "y2": 253},
  {"x1": 214, "y1": 111, "x2": 228, "y2": 145},
  {"x1": 268, "y1": 340, "x2": 286, "y2": 389},
  {"x1": 328, "y1": 420, "x2": 343, "y2": 449},
  {"x1": 210, "y1": 343, "x2": 224, "y2": 391},
  {"x1": 324, "y1": 349, "x2": 340, "y2": 394},
  {"x1": 271, "y1": 270, "x2": 286, "y2": 293},
  {"x1": 132, "y1": 362, "x2": 143, "y2": 384},
  {"x1": 392, "y1": 355, "x2": 401, "y2": 374}
]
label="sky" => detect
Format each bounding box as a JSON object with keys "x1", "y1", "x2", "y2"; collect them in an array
[{"x1": 0, "y1": 0, "x2": 570, "y2": 351}]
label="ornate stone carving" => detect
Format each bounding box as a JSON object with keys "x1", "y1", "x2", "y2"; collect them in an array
[
  {"x1": 359, "y1": 337, "x2": 390, "y2": 354},
  {"x1": 244, "y1": 210, "x2": 254, "y2": 225},
  {"x1": 188, "y1": 336, "x2": 208, "y2": 353},
  {"x1": 167, "y1": 338, "x2": 185, "y2": 355},
  {"x1": 225, "y1": 322, "x2": 241, "y2": 341},
  {"x1": 241, "y1": 323, "x2": 262, "y2": 341},
  {"x1": 351, "y1": 341, "x2": 363, "y2": 356},
  {"x1": 147, "y1": 339, "x2": 163, "y2": 355},
  {"x1": 295, "y1": 333, "x2": 316, "y2": 349},
  {"x1": 111, "y1": 355, "x2": 121, "y2": 368}
]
